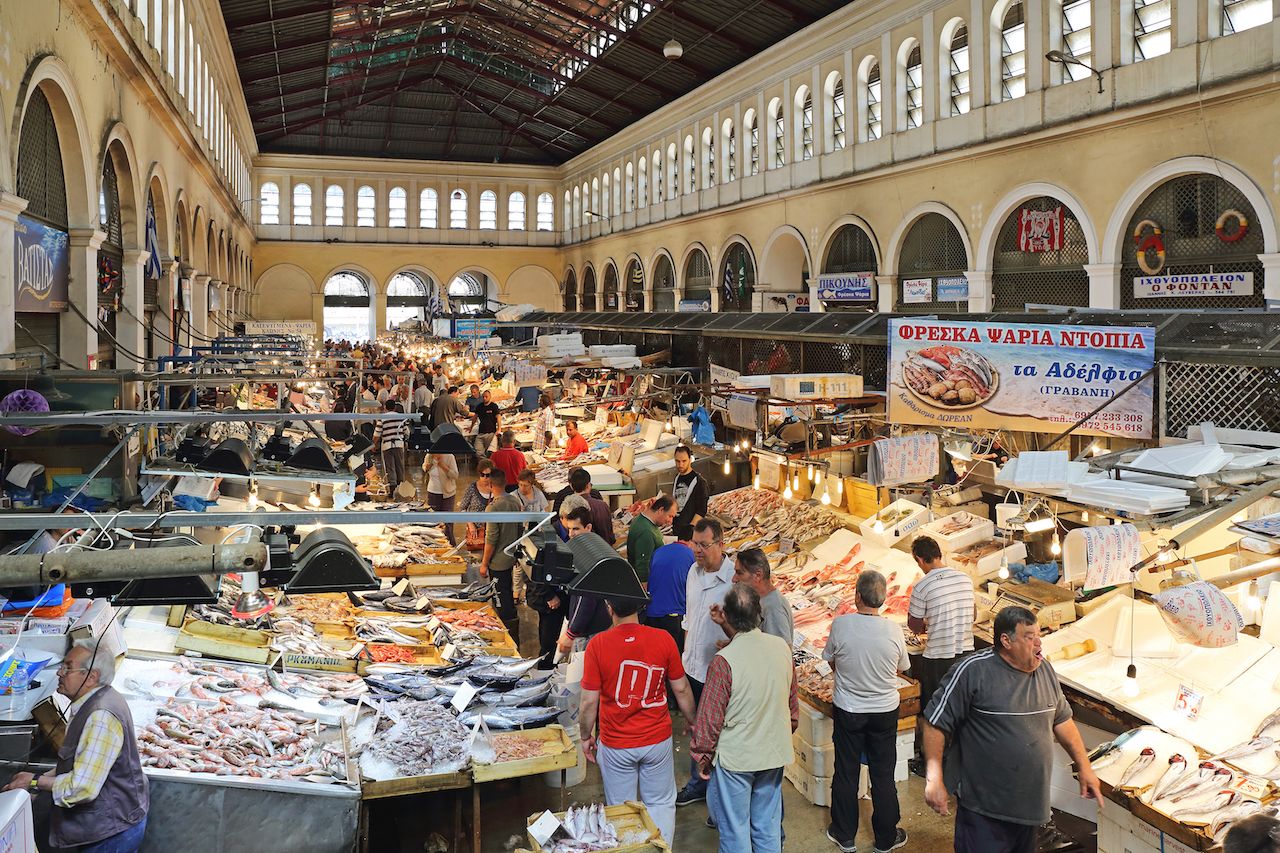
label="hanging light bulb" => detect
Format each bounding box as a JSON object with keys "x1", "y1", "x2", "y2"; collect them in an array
[
  {"x1": 998, "y1": 554, "x2": 1010, "y2": 580},
  {"x1": 307, "y1": 485, "x2": 321, "y2": 508},
  {"x1": 792, "y1": 472, "x2": 800, "y2": 491},
  {"x1": 1050, "y1": 532, "x2": 1061, "y2": 556},
  {"x1": 1155, "y1": 539, "x2": 1174, "y2": 565},
  {"x1": 872, "y1": 519, "x2": 886, "y2": 534},
  {"x1": 820, "y1": 490, "x2": 832, "y2": 506},
  {"x1": 247, "y1": 479, "x2": 259, "y2": 510},
  {"x1": 1123, "y1": 663, "x2": 1140, "y2": 698},
  {"x1": 1247, "y1": 579, "x2": 1263, "y2": 613},
  {"x1": 807, "y1": 465, "x2": 814, "y2": 481},
  {"x1": 753, "y1": 473, "x2": 761, "y2": 490},
  {"x1": 783, "y1": 482, "x2": 793, "y2": 500},
  {"x1": 837, "y1": 478, "x2": 844, "y2": 495},
  {"x1": 815, "y1": 469, "x2": 824, "y2": 487},
  {"x1": 723, "y1": 457, "x2": 731, "y2": 475},
  {"x1": 1081, "y1": 510, "x2": 1090, "y2": 523}
]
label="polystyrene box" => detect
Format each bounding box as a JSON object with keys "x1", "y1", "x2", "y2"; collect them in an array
[
  {"x1": 792, "y1": 731, "x2": 835, "y2": 777},
  {"x1": 796, "y1": 700, "x2": 833, "y2": 746}
]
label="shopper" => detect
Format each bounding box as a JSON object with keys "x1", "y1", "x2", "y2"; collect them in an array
[
  {"x1": 4, "y1": 641, "x2": 149, "y2": 851},
  {"x1": 675, "y1": 518, "x2": 734, "y2": 807},
  {"x1": 922, "y1": 606, "x2": 1102, "y2": 853},
  {"x1": 490, "y1": 430, "x2": 527, "y2": 488},
  {"x1": 907, "y1": 534, "x2": 975, "y2": 771},
  {"x1": 691, "y1": 583, "x2": 798, "y2": 853},
  {"x1": 556, "y1": 507, "x2": 613, "y2": 654},
  {"x1": 534, "y1": 393, "x2": 557, "y2": 455},
  {"x1": 372, "y1": 400, "x2": 407, "y2": 492},
  {"x1": 465, "y1": 383, "x2": 483, "y2": 411},
  {"x1": 732, "y1": 548, "x2": 793, "y2": 643},
  {"x1": 514, "y1": 468, "x2": 548, "y2": 513},
  {"x1": 645, "y1": 524, "x2": 695, "y2": 652},
  {"x1": 580, "y1": 598, "x2": 697, "y2": 846},
  {"x1": 458, "y1": 459, "x2": 499, "y2": 549},
  {"x1": 1225, "y1": 814, "x2": 1280, "y2": 853},
  {"x1": 479, "y1": 469, "x2": 523, "y2": 637},
  {"x1": 567, "y1": 467, "x2": 615, "y2": 545},
  {"x1": 672, "y1": 445, "x2": 709, "y2": 531},
  {"x1": 473, "y1": 390, "x2": 501, "y2": 455},
  {"x1": 627, "y1": 495, "x2": 675, "y2": 586},
  {"x1": 424, "y1": 453, "x2": 459, "y2": 545},
  {"x1": 562, "y1": 418, "x2": 589, "y2": 460},
  {"x1": 823, "y1": 570, "x2": 911, "y2": 853},
  {"x1": 413, "y1": 375, "x2": 433, "y2": 414},
  {"x1": 430, "y1": 385, "x2": 472, "y2": 432}
]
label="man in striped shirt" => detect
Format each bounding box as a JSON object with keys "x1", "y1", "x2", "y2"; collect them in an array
[{"x1": 373, "y1": 400, "x2": 408, "y2": 492}]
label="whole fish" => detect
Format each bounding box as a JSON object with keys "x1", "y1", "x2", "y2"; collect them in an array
[
  {"x1": 1169, "y1": 767, "x2": 1234, "y2": 803},
  {"x1": 1170, "y1": 789, "x2": 1240, "y2": 821},
  {"x1": 1161, "y1": 761, "x2": 1218, "y2": 801},
  {"x1": 1254, "y1": 708, "x2": 1280, "y2": 739},
  {"x1": 1210, "y1": 736, "x2": 1276, "y2": 763},
  {"x1": 1214, "y1": 806, "x2": 1279, "y2": 844},
  {"x1": 1118, "y1": 747, "x2": 1156, "y2": 788},
  {"x1": 458, "y1": 706, "x2": 563, "y2": 731},
  {"x1": 1143, "y1": 754, "x2": 1188, "y2": 804},
  {"x1": 1210, "y1": 801, "x2": 1265, "y2": 841}
]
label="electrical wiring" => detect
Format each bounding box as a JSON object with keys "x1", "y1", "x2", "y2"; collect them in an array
[{"x1": 65, "y1": 301, "x2": 159, "y2": 366}]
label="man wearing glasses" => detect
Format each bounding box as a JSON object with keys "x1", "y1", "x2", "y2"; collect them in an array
[{"x1": 4, "y1": 641, "x2": 149, "y2": 851}]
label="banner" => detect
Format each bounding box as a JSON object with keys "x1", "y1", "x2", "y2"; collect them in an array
[
  {"x1": 1134, "y1": 272, "x2": 1253, "y2": 299},
  {"x1": 1017, "y1": 206, "x2": 1064, "y2": 252},
  {"x1": 902, "y1": 278, "x2": 932, "y2": 304},
  {"x1": 817, "y1": 272, "x2": 873, "y2": 302},
  {"x1": 936, "y1": 276, "x2": 969, "y2": 301},
  {"x1": 679, "y1": 298, "x2": 711, "y2": 312},
  {"x1": 13, "y1": 215, "x2": 69, "y2": 313},
  {"x1": 454, "y1": 318, "x2": 496, "y2": 339},
  {"x1": 888, "y1": 319, "x2": 1156, "y2": 438},
  {"x1": 246, "y1": 321, "x2": 316, "y2": 337}
]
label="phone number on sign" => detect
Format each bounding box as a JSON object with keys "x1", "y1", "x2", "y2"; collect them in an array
[{"x1": 1038, "y1": 410, "x2": 1148, "y2": 433}]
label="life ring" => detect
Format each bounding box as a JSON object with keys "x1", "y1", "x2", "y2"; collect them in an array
[
  {"x1": 1216, "y1": 209, "x2": 1249, "y2": 243},
  {"x1": 1132, "y1": 219, "x2": 1166, "y2": 276}
]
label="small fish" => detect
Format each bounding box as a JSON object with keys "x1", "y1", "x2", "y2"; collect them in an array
[
  {"x1": 1214, "y1": 806, "x2": 1279, "y2": 844},
  {"x1": 1118, "y1": 747, "x2": 1157, "y2": 788},
  {"x1": 1170, "y1": 767, "x2": 1234, "y2": 803},
  {"x1": 1254, "y1": 708, "x2": 1280, "y2": 739},
  {"x1": 1170, "y1": 789, "x2": 1240, "y2": 820},
  {"x1": 1144, "y1": 754, "x2": 1188, "y2": 804},
  {"x1": 458, "y1": 706, "x2": 562, "y2": 731},
  {"x1": 1210, "y1": 801, "x2": 1265, "y2": 840},
  {"x1": 1210, "y1": 736, "x2": 1276, "y2": 762},
  {"x1": 1161, "y1": 761, "x2": 1218, "y2": 801}
]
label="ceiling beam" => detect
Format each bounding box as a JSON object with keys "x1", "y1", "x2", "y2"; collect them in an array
[
  {"x1": 223, "y1": 0, "x2": 339, "y2": 31},
  {"x1": 232, "y1": 7, "x2": 453, "y2": 60},
  {"x1": 241, "y1": 33, "x2": 451, "y2": 87},
  {"x1": 433, "y1": 78, "x2": 581, "y2": 156},
  {"x1": 663, "y1": 5, "x2": 758, "y2": 54},
  {"x1": 529, "y1": 0, "x2": 721, "y2": 78}
]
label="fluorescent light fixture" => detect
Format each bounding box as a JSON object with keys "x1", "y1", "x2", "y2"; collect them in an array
[{"x1": 1024, "y1": 517, "x2": 1056, "y2": 533}]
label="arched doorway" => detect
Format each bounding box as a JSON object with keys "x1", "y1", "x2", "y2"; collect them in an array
[
  {"x1": 386, "y1": 271, "x2": 435, "y2": 328},
  {"x1": 448, "y1": 272, "x2": 490, "y2": 315},
  {"x1": 582, "y1": 267, "x2": 599, "y2": 311},
  {"x1": 14, "y1": 88, "x2": 70, "y2": 368},
  {"x1": 720, "y1": 242, "x2": 757, "y2": 311},
  {"x1": 992, "y1": 196, "x2": 1089, "y2": 310},
  {"x1": 1120, "y1": 174, "x2": 1265, "y2": 309},
  {"x1": 652, "y1": 255, "x2": 676, "y2": 311},
  {"x1": 896, "y1": 212, "x2": 970, "y2": 312},
  {"x1": 624, "y1": 258, "x2": 645, "y2": 311},
  {"x1": 820, "y1": 224, "x2": 877, "y2": 310},
  {"x1": 323, "y1": 271, "x2": 373, "y2": 342},
  {"x1": 682, "y1": 247, "x2": 712, "y2": 309},
  {"x1": 562, "y1": 270, "x2": 577, "y2": 311},
  {"x1": 96, "y1": 152, "x2": 125, "y2": 368},
  {"x1": 602, "y1": 265, "x2": 619, "y2": 310}
]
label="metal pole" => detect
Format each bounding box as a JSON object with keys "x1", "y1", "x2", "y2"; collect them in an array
[
  {"x1": 0, "y1": 543, "x2": 266, "y2": 587},
  {"x1": 1042, "y1": 364, "x2": 1158, "y2": 451}
]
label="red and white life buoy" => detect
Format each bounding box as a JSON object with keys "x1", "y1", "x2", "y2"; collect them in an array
[
  {"x1": 1133, "y1": 219, "x2": 1166, "y2": 275},
  {"x1": 1215, "y1": 209, "x2": 1249, "y2": 243}
]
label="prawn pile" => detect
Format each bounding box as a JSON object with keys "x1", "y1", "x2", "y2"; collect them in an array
[
  {"x1": 432, "y1": 608, "x2": 503, "y2": 632},
  {"x1": 488, "y1": 732, "x2": 561, "y2": 763},
  {"x1": 137, "y1": 699, "x2": 350, "y2": 784}
]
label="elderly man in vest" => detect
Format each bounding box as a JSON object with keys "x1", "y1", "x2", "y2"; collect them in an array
[
  {"x1": 691, "y1": 583, "x2": 798, "y2": 853},
  {"x1": 5, "y1": 640, "x2": 148, "y2": 852}
]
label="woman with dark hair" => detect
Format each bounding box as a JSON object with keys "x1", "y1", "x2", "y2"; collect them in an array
[{"x1": 458, "y1": 459, "x2": 499, "y2": 549}]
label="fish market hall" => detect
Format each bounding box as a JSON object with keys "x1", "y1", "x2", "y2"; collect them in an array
[{"x1": 3, "y1": 0, "x2": 1280, "y2": 850}]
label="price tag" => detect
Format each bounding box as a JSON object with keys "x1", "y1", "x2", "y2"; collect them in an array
[
  {"x1": 392, "y1": 578, "x2": 411, "y2": 596},
  {"x1": 450, "y1": 681, "x2": 480, "y2": 713},
  {"x1": 441, "y1": 642, "x2": 457, "y2": 660},
  {"x1": 528, "y1": 811, "x2": 563, "y2": 846},
  {"x1": 1173, "y1": 684, "x2": 1204, "y2": 721},
  {"x1": 779, "y1": 538, "x2": 795, "y2": 555},
  {"x1": 1236, "y1": 776, "x2": 1269, "y2": 799},
  {"x1": 426, "y1": 616, "x2": 441, "y2": 631},
  {"x1": 815, "y1": 660, "x2": 832, "y2": 677}
]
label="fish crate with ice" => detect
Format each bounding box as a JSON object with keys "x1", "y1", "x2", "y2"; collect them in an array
[{"x1": 519, "y1": 801, "x2": 670, "y2": 853}]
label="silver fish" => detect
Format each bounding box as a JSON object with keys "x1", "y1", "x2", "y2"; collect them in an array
[
  {"x1": 1161, "y1": 761, "x2": 1218, "y2": 801},
  {"x1": 1210, "y1": 736, "x2": 1276, "y2": 762},
  {"x1": 1143, "y1": 754, "x2": 1188, "y2": 804},
  {"x1": 1210, "y1": 801, "x2": 1265, "y2": 840},
  {"x1": 1091, "y1": 750, "x2": 1124, "y2": 771},
  {"x1": 1170, "y1": 789, "x2": 1240, "y2": 820},
  {"x1": 1254, "y1": 708, "x2": 1280, "y2": 738},
  {"x1": 1170, "y1": 767, "x2": 1234, "y2": 803},
  {"x1": 1118, "y1": 747, "x2": 1156, "y2": 788}
]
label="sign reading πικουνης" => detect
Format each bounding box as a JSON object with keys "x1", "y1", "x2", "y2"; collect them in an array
[{"x1": 817, "y1": 272, "x2": 873, "y2": 301}]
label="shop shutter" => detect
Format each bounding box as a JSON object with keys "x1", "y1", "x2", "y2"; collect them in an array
[
  {"x1": 895, "y1": 213, "x2": 970, "y2": 314},
  {"x1": 821, "y1": 225, "x2": 878, "y2": 311},
  {"x1": 14, "y1": 313, "x2": 60, "y2": 369}
]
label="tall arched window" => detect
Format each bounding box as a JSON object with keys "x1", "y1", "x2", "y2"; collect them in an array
[
  {"x1": 902, "y1": 41, "x2": 924, "y2": 129},
  {"x1": 292, "y1": 184, "x2": 312, "y2": 226},
  {"x1": 652, "y1": 152, "x2": 663, "y2": 204},
  {"x1": 769, "y1": 99, "x2": 785, "y2": 168},
  {"x1": 591, "y1": 179, "x2": 601, "y2": 219},
  {"x1": 947, "y1": 23, "x2": 972, "y2": 114},
  {"x1": 612, "y1": 168, "x2": 622, "y2": 215},
  {"x1": 448, "y1": 273, "x2": 487, "y2": 314},
  {"x1": 386, "y1": 271, "x2": 433, "y2": 328},
  {"x1": 652, "y1": 255, "x2": 676, "y2": 311},
  {"x1": 625, "y1": 164, "x2": 635, "y2": 211},
  {"x1": 825, "y1": 74, "x2": 846, "y2": 151},
  {"x1": 745, "y1": 110, "x2": 760, "y2": 175},
  {"x1": 537, "y1": 192, "x2": 554, "y2": 230},
  {"x1": 571, "y1": 186, "x2": 580, "y2": 227},
  {"x1": 797, "y1": 88, "x2": 814, "y2": 160},
  {"x1": 259, "y1": 182, "x2": 279, "y2": 225},
  {"x1": 638, "y1": 158, "x2": 648, "y2": 207},
  {"x1": 701, "y1": 129, "x2": 715, "y2": 189},
  {"x1": 863, "y1": 59, "x2": 883, "y2": 141},
  {"x1": 667, "y1": 143, "x2": 679, "y2": 198},
  {"x1": 388, "y1": 187, "x2": 407, "y2": 228},
  {"x1": 1223, "y1": 0, "x2": 1271, "y2": 32},
  {"x1": 602, "y1": 175, "x2": 611, "y2": 217},
  {"x1": 1000, "y1": 2, "x2": 1027, "y2": 99},
  {"x1": 1134, "y1": 0, "x2": 1172, "y2": 59},
  {"x1": 356, "y1": 185, "x2": 375, "y2": 227},
  {"x1": 323, "y1": 271, "x2": 372, "y2": 342},
  {"x1": 450, "y1": 190, "x2": 468, "y2": 229},
  {"x1": 580, "y1": 183, "x2": 589, "y2": 225},
  {"x1": 722, "y1": 120, "x2": 736, "y2": 182},
  {"x1": 325, "y1": 185, "x2": 344, "y2": 226},
  {"x1": 1060, "y1": 1, "x2": 1092, "y2": 79},
  {"x1": 420, "y1": 188, "x2": 438, "y2": 228},
  {"x1": 479, "y1": 190, "x2": 497, "y2": 229},
  {"x1": 684, "y1": 136, "x2": 696, "y2": 193},
  {"x1": 563, "y1": 191, "x2": 572, "y2": 230},
  {"x1": 508, "y1": 192, "x2": 526, "y2": 230},
  {"x1": 682, "y1": 248, "x2": 712, "y2": 307}
]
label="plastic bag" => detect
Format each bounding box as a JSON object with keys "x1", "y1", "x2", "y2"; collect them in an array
[
  {"x1": 1153, "y1": 580, "x2": 1242, "y2": 648},
  {"x1": 0, "y1": 655, "x2": 49, "y2": 694},
  {"x1": 688, "y1": 406, "x2": 714, "y2": 446},
  {"x1": 1011, "y1": 561, "x2": 1061, "y2": 585}
]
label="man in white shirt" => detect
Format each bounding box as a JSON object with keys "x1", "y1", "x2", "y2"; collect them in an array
[
  {"x1": 412, "y1": 377, "x2": 433, "y2": 414},
  {"x1": 675, "y1": 518, "x2": 733, "y2": 807}
]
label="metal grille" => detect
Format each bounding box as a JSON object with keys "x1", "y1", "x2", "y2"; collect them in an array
[
  {"x1": 625, "y1": 261, "x2": 645, "y2": 312},
  {"x1": 582, "y1": 268, "x2": 598, "y2": 311},
  {"x1": 802, "y1": 341, "x2": 862, "y2": 375},
  {"x1": 17, "y1": 89, "x2": 68, "y2": 229},
  {"x1": 862, "y1": 344, "x2": 889, "y2": 391},
  {"x1": 720, "y1": 245, "x2": 756, "y2": 311},
  {"x1": 1163, "y1": 361, "x2": 1280, "y2": 437},
  {"x1": 14, "y1": 312, "x2": 60, "y2": 369},
  {"x1": 100, "y1": 156, "x2": 123, "y2": 251},
  {"x1": 992, "y1": 196, "x2": 1090, "y2": 309},
  {"x1": 653, "y1": 254, "x2": 676, "y2": 311},
  {"x1": 562, "y1": 271, "x2": 577, "y2": 311},
  {"x1": 895, "y1": 213, "x2": 969, "y2": 313},
  {"x1": 822, "y1": 224, "x2": 877, "y2": 309},
  {"x1": 144, "y1": 278, "x2": 159, "y2": 307},
  {"x1": 1119, "y1": 174, "x2": 1265, "y2": 310},
  {"x1": 744, "y1": 339, "x2": 801, "y2": 375},
  {"x1": 684, "y1": 249, "x2": 712, "y2": 303}
]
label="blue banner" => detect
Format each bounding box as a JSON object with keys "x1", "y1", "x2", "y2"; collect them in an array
[
  {"x1": 145, "y1": 198, "x2": 162, "y2": 280},
  {"x1": 935, "y1": 276, "x2": 969, "y2": 301},
  {"x1": 14, "y1": 215, "x2": 69, "y2": 312},
  {"x1": 454, "y1": 318, "x2": 496, "y2": 339},
  {"x1": 817, "y1": 272, "x2": 873, "y2": 301}
]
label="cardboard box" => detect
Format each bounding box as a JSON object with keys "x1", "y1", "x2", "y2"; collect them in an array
[
  {"x1": 796, "y1": 700, "x2": 833, "y2": 747},
  {"x1": 784, "y1": 762, "x2": 833, "y2": 807}
]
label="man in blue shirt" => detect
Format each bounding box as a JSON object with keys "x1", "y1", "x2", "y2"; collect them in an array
[{"x1": 645, "y1": 523, "x2": 695, "y2": 653}]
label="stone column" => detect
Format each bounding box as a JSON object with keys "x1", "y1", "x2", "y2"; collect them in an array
[
  {"x1": 807, "y1": 276, "x2": 825, "y2": 313},
  {"x1": 190, "y1": 273, "x2": 211, "y2": 347},
  {"x1": 117, "y1": 248, "x2": 149, "y2": 369},
  {"x1": 966, "y1": 269, "x2": 994, "y2": 312},
  {"x1": 155, "y1": 260, "x2": 178, "y2": 360},
  {"x1": 876, "y1": 274, "x2": 897, "y2": 313},
  {"x1": 1259, "y1": 253, "x2": 1280, "y2": 304},
  {"x1": 373, "y1": 289, "x2": 387, "y2": 336},
  {"x1": 64, "y1": 228, "x2": 105, "y2": 369},
  {"x1": 0, "y1": 193, "x2": 30, "y2": 367},
  {"x1": 1085, "y1": 263, "x2": 1122, "y2": 310}
]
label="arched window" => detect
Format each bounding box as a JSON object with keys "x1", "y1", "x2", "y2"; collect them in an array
[
  {"x1": 601, "y1": 265, "x2": 618, "y2": 310},
  {"x1": 624, "y1": 259, "x2": 645, "y2": 311},
  {"x1": 992, "y1": 196, "x2": 1089, "y2": 309},
  {"x1": 652, "y1": 255, "x2": 676, "y2": 311},
  {"x1": 1134, "y1": 0, "x2": 1172, "y2": 59},
  {"x1": 682, "y1": 248, "x2": 712, "y2": 307},
  {"x1": 667, "y1": 143, "x2": 679, "y2": 198},
  {"x1": 720, "y1": 244, "x2": 757, "y2": 312},
  {"x1": 638, "y1": 158, "x2": 648, "y2": 207},
  {"x1": 562, "y1": 270, "x2": 578, "y2": 311},
  {"x1": 625, "y1": 164, "x2": 635, "y2": 211},
  {"x1": 684, "y1": 136, "x2": 696, "y2": 193},
  {"x1": 863, "y1": 59, "x2": 883, "y2": 141},
  {"x1": 721, "y1": 120, "x2": 736, "y2": 182},
  {"x1": 902, "y1": 41, "x2": 924, "y2": 130},
  {"x1": 583, "y1": 267, "x2": 600, "y2": 310},
  {"x1": 769, "y1": 99, "x2": 785, "y2": 168},
  {"x1": 745, "y1": 109, "x2": 760, "y2": 175},
  {"x1": 448, "y1": 273, "x2": 487, "y2": 314},
  {"x1": 797, "y1": 87, "x2": 814, "y2": 160},
  {"x1": 701, "y1": 129, "x2": 715, "y2": 189},
  {"x1": 590, "y1": 179, "x2": 601, "y2": 220},
  {"x1": 388, "y1": 187, "x2": 407, "y2": 228},
  {"x1": 571, "y1": 186, "x2": 580, "y2": 227},
  {"x1": 479, "y1": 190, "x2": 497, "y2": 229},
  {"x1": 947, "y1": 23, "x2": 972, "y2": 114},
  {"x1": 325, "y1": 185, "x2": 344, "y2": 226},
  {"x1": 356, "y1": 185, "x2": 375, "y2": 227},
  {"x1": 1000, "y1": 3, "x2": 1027, "y2": 99},
  {"x1": 601, "y1": 175, "x2": 611, "y2": 217},
  {"x1": 612, "y1": 168, "x2": 622, "y2": 215},
  {"x1": 822, "y1": 225, "x2": 879, "y2": 311},
  {"x1": 652, "y1": 152, "x2": 663, "y2": 204},
  {"x1": 537, "y1": 192, "x2": 554, "y2": 230},
  {"x1": 1060, "y1": 1, "x2": 1092, "y2": 79},
  {"x1": 259, "y1": 182, "x2": 279, "y2": 225},
  {"x1": 825, "y1": 74, "x2": 846, "y2": 151},
  {"x1": 1223, "y1": 0, "x2": 1271, "y2": 32},
  {"x1": 450, "y1": 190, "x2": 468, "y2": 229},
  {"x1": 386, "y1": 271, "x2": 434, "y2": 328},
  {"x1": 896, "y1": 213, "x2": 970, "y2": 313},
  {"x1": 323, "y1": 271, "x2": 372, "y2": 342},
  {"x1": 508, "y1": 192, "x2": 526, "y2": 230},
  {"x1": 292, "y1": 184, "x2": 312, "y2": 226},
  {"x1": 420, "y1": 188, "x2": 438, "y2": 228}
]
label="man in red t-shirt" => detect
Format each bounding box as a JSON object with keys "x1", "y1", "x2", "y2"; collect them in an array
[
  {"x1": 562, "y1": 419, "x2": 589, "y2": 460},
  {"x1": 581, "y1": 597, "x2": 697, "y2": 847},
  {"x1": 489, "y1": 430, "x2": 527, "y2": 491}
]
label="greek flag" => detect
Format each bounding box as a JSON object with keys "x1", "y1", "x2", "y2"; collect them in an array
[
  {"x1": 427, "y1": 282, "x2": 445, "y2": 318},
  {"x1": 144, "y1": 199, "x2": 162, "y2": 280},
  {"x1": 722, "y1": 259, "x2": 735, "y2": 306}
]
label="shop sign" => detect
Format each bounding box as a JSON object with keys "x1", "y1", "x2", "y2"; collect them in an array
[
  {"x1": 245, "y1": 321, "x2": 317, "y2": 337},
  {"x1": 788, "y1": 294, "x2": 810, "y2": 312},
  {"x1": 1133, "y1": 272, "x2": 1253, "y2": 299},
  {"x1": 817, "y1": 272, "x2": 873, "y2": 301},
  {"x1": 454, "y1": 318, "x2": 496, "y2": 339},
  {"x1": 13, "y1": 215, "x2": 69, "y2": 313},
  {"x1": 1174, "y1": 685, "x2": 1204, "y2": 721},
  {"x1": 888, "y1": 318, "x2": 1156, "y2": 438},
  {"x1": 935, "y1": 276, "x2": 969, "y2": 301},
  {"x1": 604, "y1": 291, "x2": 618, "y2": 309},
  {"x1": 1016, "y1": 205, "x2": 1064, "y2": 252},
  {"x1": 902, "y1": 278, "x2": 932, "y2": 303},
  {"x1": 678, "y1": 299, "x2": 711, "y2": 312}
]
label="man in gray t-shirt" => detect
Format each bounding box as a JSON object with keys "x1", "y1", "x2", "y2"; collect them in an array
[
  {"x1": 732, "y1": 548, "x2": 793, "y2": 644},
  {"x1": 922, "y1": 606, "x2": 1102, "y2": 853}
]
